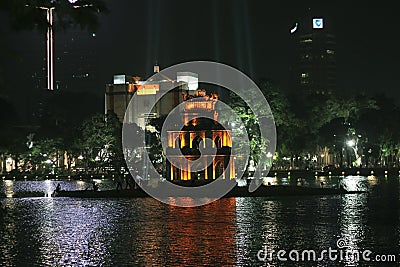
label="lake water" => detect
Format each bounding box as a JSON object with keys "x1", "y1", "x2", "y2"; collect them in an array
[{"x1": 0, "y1": 175, "x2": 399, "y2": 266}]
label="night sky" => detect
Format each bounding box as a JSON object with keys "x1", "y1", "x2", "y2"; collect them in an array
[{"x1": 1, "y1": 1, "x2": 399, "y2": 111}]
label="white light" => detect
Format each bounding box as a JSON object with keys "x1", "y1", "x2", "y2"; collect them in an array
[
  {"x1": 45, "y1": 7, "x2": 55, "y2": 90},
  {"x1": 78, "y1": 155, "x2": 84, "y2": 160},
  {"x1": 68, "y1": 0, "x2": 78, "y2": 3},
  {"x1": 347, "y1": 140, "x2": 355, "y2": 147},
  {"x1": 290, "y1": 22, "x2": 298, "y2": 34}
]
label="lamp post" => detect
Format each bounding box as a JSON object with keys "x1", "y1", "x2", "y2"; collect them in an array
[{"x1": 346, "y1": 139, "x2": 355, "y2": 167}]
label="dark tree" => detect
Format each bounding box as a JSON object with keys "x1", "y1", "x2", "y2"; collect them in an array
[{"x1": 0, "y1": 0, "x2": 108, "y2": 32}]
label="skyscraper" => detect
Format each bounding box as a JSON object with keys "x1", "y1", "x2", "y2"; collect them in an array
[{"x1": 290, "y1": 14, "x2": 336, "y2": 95}]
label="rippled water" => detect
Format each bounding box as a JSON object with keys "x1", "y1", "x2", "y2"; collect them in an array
[{"x1": 0, "y1": 175, "x2": 399, "y2": 266}]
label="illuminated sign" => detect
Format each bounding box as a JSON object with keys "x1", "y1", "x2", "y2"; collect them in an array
[
  {"x1": 313, "y1": 18, "x2": 323, "y2": 29},
  {"x1": 137, "y1": 84, "x2": 159, "y2": 95}
]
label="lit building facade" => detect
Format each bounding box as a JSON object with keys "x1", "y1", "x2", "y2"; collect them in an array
[
  {"x1": 165, "y1": 90, "x2": 235, "y2": 181},
  {"x1": 291, "y1": 16, "x2": 336, "y2": 95},
  {"x1": 105, "y1": 69, "x2": 199, "y2": 129}
]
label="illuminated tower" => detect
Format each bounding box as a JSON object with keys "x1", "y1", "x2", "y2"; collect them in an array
[
  {"x1": 290, "y1": 16, "x2": 336, "y2": 95},
  {"x1": 28, "y1": 1, "x2": 96, "y2": 90},
  {"x1": 166, "y1": 90, "x2": 235, "y2": 181}
]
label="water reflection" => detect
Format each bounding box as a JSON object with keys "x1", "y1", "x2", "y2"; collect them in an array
[
  {"x1": 4, "y1": 180, "x2": 14, "y2": 198},
  {"x1": 338, "y1": 194, "x2": 368, "y2": 265},
  {"x1": 236, "y1": 197, "x2": 281, "y2": 266},
  {"x1": 0, "y1": 175, "x2": 398, "y2": 266},
  {"x1": 366, "y1": 175, "x2": 378, "y2": 186},
  {"x1": 234, "y1": 175, "x2": 397, "y2": 266},
  {"x1": 0, "y1": 198, "x2": 123, "y2": 266},
  {"x1": 0, "y1": 199, "x2": 17, "y2": 266},
  {"x1": 36, "y1": 199, "x2": 116, "y2": 266},
  {"x1": 0, "y1": 179, "x2": 115, "y2": 197},
  {"x1": 0, "y1": 175, "x2": 372, "y2": 197},
  {"x1": 342, "y1": 176, "x2": 369, "y2": 192},
  {"x1": 165, "y1": 198, "x2": 236, "y2": 266}
]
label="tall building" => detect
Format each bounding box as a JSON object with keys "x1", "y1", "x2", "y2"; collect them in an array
[
  {"x1": 55, "y1": 31, "x2": 98, "y2": 91},
  {"x1": 290, "y1": 15, "x2": 336, "y2": 95},
  {"x1": 31, "y1": 30, "x2": 98, "y2": 91}
]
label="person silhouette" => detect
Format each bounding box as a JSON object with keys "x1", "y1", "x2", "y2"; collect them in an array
[
  {"x1": 116, "y1": 174, "x2": 123, "y2": 190},
  {"x1": 92, "y1": 181, "x2": 99, "y2": 191},
  {"x1": 55, "y1": 183, "x2": 61, "y2": 192},
  {"x1": 52, "y1": 183, "x2": 61, "y2": 196}
]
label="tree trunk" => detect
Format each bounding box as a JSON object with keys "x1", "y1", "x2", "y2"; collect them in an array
[
  {"x1": 67, "y1": 154, "x2": 72, "y2": 174},
  {"x1": 1, "y1": 154, "x2": 4, "y2": 173}
]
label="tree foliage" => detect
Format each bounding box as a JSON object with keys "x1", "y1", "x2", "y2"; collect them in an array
[
  {"x1": 225, "y1": 79, "x2": 397, "y2": 169},
  {"x1": 0, "y1": 0, "x2": 108, "y2": 32},
  {"x1": 80, "y1": 113, "x2": 121, "y2": 172}
]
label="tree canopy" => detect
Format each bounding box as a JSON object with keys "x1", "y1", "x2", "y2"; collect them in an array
[{"x1": 0, "y1": 0, "x2": 108, "y2": 32}]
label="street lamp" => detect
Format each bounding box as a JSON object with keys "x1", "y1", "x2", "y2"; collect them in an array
[
  {"x1": 346, "y1": 139, "x2": 355, "y2": 147},
  {"x1": 346, "y1": 139, "x2": 356, "y2": 167}
]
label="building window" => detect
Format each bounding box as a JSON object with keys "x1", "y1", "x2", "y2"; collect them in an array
[{"x1": 300, "y1": 73, "x2": 310, "y2": 84}]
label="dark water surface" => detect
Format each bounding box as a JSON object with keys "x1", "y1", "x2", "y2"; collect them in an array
[{"x1": 0, "y1": 175, "x2": 399, "y2": 266}]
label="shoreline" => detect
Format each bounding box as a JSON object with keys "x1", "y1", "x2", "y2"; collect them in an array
[
  {"x1": 1, "y1": 167, "x2": 399, "y2": 181},
  {"x1": 2, "y1": 181, "x2": 368, "y2": 199},
  {"x1": 50, "y1": 184, "x2": 366, "y2": 199}
]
